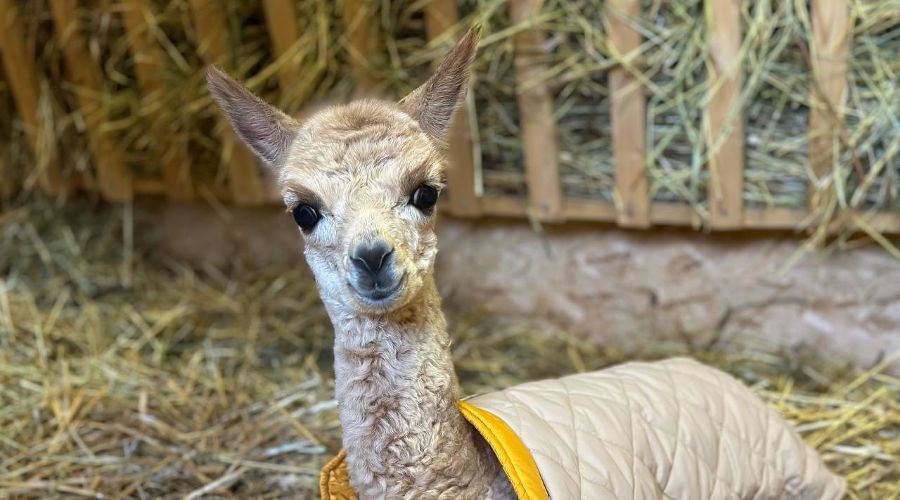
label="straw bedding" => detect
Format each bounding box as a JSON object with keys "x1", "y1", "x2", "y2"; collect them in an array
[{"x1": 0, "y1": 199, "x2": 896, "y2": 498}]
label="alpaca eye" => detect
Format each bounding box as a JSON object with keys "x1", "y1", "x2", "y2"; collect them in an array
[
  {"x1": 292, "y1": 204, "x2": 320, "y2": 230},
  {"x1": 411, "y1": 185, "x2": 439, "y2": 213}
]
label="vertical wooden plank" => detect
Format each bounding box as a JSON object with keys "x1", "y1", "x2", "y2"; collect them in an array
[
  {"x1": 704, "y1": 0, "x2": 744, "y2": 229},
  {"x1": 189, "y1": 0, "x2": 266, "y2": 205},
  {"x1": 808, "y1": 0, "x2": 851, "y2": 212},
  {"x1": 342, "y1": 0, "x2": 376, "y2": 93},
  {"x1": 262, "y1": 0, "x2": 300, "y2": 92},
  {"x1": 508, "y1": 0, "x2": 564, "y2": 222},
  {"x1": 121, "y1": 0, "x2": 193, "y2": 201},
  {"x1": 50, "y1": 0, "x2": 133, "y2": 201},
  {"x1": 426, "y1": 0, "x2": 480, "y2": 217},
  {"x1": 605, "y1": 0, "x2": 649, "y2": 228},
  {"x1": 0, "y1": 0, "x2": 65, "y2": 195}
]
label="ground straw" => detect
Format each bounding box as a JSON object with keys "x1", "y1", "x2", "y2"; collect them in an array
[{"x1": 0, "y1": 199, "x2": 896, "y2": 498}]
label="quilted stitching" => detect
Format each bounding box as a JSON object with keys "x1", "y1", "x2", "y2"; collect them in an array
[
  {"x1": 612, "y1": 375, "x2": 639, "y2": 499},
  {"x1": 469, "y1": 358, "x2": 846, "y2": 500},
  {"x1": 560, "y1": 378, "x2": 585, "y2": 498},
  {"x1": 529, "y1": 412, "x2": 744, "y2": 495},
  {"x1": 555, "y1": 372, "x2": 802, "y2": 472},
  {"x1": 487, "y1": 392, "x2": 744, "y2": 495},
  {"x1": 657, "y1": 363, "x2": 682, "y2": 493},
  {"x1": 508, "y1": 387, "x2": 772, "y2": 488},
  {"x1": 530, "y1": 449, "x2": 618, "y2": 495}
]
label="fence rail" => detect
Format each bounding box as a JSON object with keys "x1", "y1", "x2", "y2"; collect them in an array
[{"x1": 1, "y1": 0, "x2": 897, "y2": 234}]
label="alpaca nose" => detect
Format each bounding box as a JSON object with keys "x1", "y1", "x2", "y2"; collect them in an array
[{"x1": 351, "y1": 240, "x2": 394, "y2": 278}]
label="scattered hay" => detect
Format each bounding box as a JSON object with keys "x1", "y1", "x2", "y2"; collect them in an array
[{"x1": 0, "y1": 199, "x2": 897, "y2": 498}]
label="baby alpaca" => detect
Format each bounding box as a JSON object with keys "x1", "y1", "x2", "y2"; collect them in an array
[{"x1": 208, "y1": 29, "x2": 845, "y2": 500}]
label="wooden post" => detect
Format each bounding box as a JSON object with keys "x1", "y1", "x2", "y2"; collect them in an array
[
  {"x1": 605, "y1": 0, "x2": 649, "y2": 228},
  {"x1": 705, "y1": 0, "x2": 744, "y2": 229},
  {"x1": 426, "y1": 0, "x2": 480, "y2": 217},
  {"x1": 189, "y1": 0, "x2": 266, "y2": 205},
  {"x1": 342, "y1": 0, "x2": 376, "y2": 94},
  {"x1": 50, "y1": 0, "x2": 134, "y2": 201},
  {"x1": 262, "y1": 0, "x2": 300, "y2": 94},
  {"x1": 508, "y1": 0, "x2": 564, "y2": 222},
  {"x1": 808, "y1": 0, "x2": 851, "y2": 212},
  {"x1": 121, "y1": 0, "x2": 193, "y2": 201},
  {"x1": 0, "y1": 0, "x2": 65, "y2": 195}
]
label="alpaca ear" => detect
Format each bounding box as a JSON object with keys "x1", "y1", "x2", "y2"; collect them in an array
[
  {"x1": 399, "y1": 27, "x2": 479, "y2": 140},
  {"x1": 206, "y1": 65, "x2": 298, "y2": 168}
]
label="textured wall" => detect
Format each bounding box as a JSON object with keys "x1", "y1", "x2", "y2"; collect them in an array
[
  {"x1": 437, "y1": 221, "x2": 899, "y2": 370},
  {"x1": 147, "y1": 204, "x2": 900, "y2": 370}
]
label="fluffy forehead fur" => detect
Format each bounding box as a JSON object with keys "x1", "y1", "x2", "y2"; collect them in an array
[{"x1": 280, "y1": 101, "x2": 445, "y2": 213}]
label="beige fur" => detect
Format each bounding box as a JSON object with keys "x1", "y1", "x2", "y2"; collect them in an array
[{"x1": 208, "y1": 30, "x2": 515, "y2": 499}]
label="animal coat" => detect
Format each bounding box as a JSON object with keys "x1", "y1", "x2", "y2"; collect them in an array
[{"x1": 320, "y1": 358, "x2": 845, "y2": 499}]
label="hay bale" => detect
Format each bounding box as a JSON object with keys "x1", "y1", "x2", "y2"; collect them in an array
[
  {"x1": 741, "y1": 0, "x2": 811, "y2": 208},
  {"x1": 370, "y1": 0, "x2": 897, "y2": 220},
  {"x1": 0, "y1": 0, "x2": 896, "y2": 233},
  {"x1": 0, "y1": 199, "x2": 897, "y2": 497},
  {"x1": 8, "y1": 1, "x2": 92, "y2": 193},
  {"x1": 378, "y1": 0, "x2": 616, "y2": 199},
  {"x1": 640, "y1": 0, "x2": 707, "y2": 207},
  {"x1": 843, "y1": 0, "x2": 899, "y2": 211}
]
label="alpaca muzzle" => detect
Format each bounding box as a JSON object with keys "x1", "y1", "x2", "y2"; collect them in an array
[{"x1": 349, "y1": 239, "x2": 404, "y2": 303}]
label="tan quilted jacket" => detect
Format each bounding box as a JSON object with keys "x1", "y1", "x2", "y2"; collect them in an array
[{"x1": 467, "y1": 357, "x2": 846, "y2": 499}]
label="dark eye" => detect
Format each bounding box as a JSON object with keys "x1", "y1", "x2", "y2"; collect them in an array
[
  {"x1": 411, "y1": 185, "x2": 439, "y2": 213},
  {"x1": 292, "y1": 204, "x2": 320, "y2": 231}
]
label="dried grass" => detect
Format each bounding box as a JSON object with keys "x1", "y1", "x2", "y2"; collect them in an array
[
  {"x1": 365, "y1": 0, "x2": 897, "y2": 233},
  {"x1": 1, "y1": 1, "x2": 896, "y2": 233},
  {"x1": 0, "y1": 199, "x2": 897, "y2": 498}
]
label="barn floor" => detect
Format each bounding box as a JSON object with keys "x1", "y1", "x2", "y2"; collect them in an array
[{"x1": 0, "y1": 199, "x2": 897, "y2": 499}]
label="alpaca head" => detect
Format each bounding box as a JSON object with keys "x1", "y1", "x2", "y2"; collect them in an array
[{"x1": 208, "y1": 30, "x2": 478, "y2": 315}]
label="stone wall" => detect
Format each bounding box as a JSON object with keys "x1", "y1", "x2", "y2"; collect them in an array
[{"x1": 146, "y1": 203, "x2": 900, "y2": 370}]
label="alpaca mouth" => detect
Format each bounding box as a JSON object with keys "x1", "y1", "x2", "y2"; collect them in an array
[{"x1": 350, "y1": 272, "x2": 407, "y2": 308}]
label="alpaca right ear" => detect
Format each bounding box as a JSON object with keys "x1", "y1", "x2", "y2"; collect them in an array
[
  {"x1": 399, "y1": 27, "x2": 479, "y2": 140},
  {"x1": 206, "y1": 65, "x2": 298, "y2": 168}
]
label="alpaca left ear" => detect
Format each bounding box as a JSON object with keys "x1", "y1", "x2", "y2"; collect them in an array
[
  {"x1": 399, "y1": 28, "x2": 479, "y2": 140},
  {"x1": 206, "y1": 65, "x2": 299, "y2": 168}
]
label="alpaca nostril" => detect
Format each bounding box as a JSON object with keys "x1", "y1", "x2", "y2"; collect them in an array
[{"x1": 351, "y1": 240, "x2": 394, "y2": 277}]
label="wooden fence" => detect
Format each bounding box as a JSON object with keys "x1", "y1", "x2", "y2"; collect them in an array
[{"x1": 1, "y1": 0, "x2": 898, "y2": 233}]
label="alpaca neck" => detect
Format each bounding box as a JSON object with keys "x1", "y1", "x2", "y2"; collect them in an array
[{"x1": 330, "y1": 277, "x2": 506, "y2": 497}]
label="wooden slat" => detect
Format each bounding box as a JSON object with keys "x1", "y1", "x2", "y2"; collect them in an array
[
  {"x1": 121, "y1": 0, "x2": 193, "y2": 201},
  {"x1": 476, "y1": 195, "x2": 900, "y2": 233},
  {"x1": 426, "y1": 0, "x2": 480, "y2": 217},
  {"x1": 508, "y1": 0, "x2": 564, "y2": 222},
  {"x1": 262, "y1": 0, "x2": 300, "y2": 93},
  {"x1": 342, "y1": 0, "x2": 375, "y2": 94},
  {"x1": 51, "y1": 0, "x2": 134, "y2": 201},
  {"x1": 189, "y1": 0, "x2": 266, "y2": 206},
  {"x1": 0, "y1": 0, "x2": 65, "y2": 195},
  {"x1": 479, "y1": 196, "x2": 679, "y2": 225},
  {"x1": 605, "y1": 0, "x2": 649, "y2": 228},
  {"x1": 808, "y1": 0, "x2": 851, "y2": 212},
  {"x1": 705, "y1": 0, "x2": 744, "y2": 229}
]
